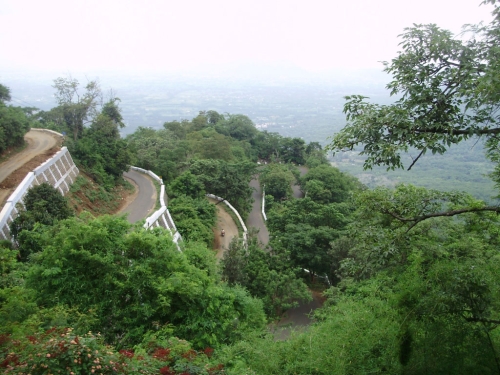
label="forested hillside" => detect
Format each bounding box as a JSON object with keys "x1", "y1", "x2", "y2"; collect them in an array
[{"x1": 2, "y1": 1, "x2": 500, "y2": 373}]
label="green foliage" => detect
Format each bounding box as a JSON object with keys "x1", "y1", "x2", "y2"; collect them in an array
[
  {"x1": 187, "y1": 159, "x2": 256, "y2": 217},
  {"x1": 52, "y1": 77, "x2": 101, "y2": 141},
  {"x1": 0, "y1": 83, "x2": 11, "y2": 103},
  {"x1": 221, "y1": 237, "x2": 311, "y2": 317},
  {"x1": 168, "y1": 196, "x2": 216, "y2": 247},
  {"x1": 169, "y1": 171, "x2": 205, "y2": 199},
  {"x1": 329, "y1": 4, "x2": 500, "y2": 173},
  {"x1": 216, "y1": 282, "x2": 402, "y2": 374},
  {"x1": 301, "y1": 164, "x2": 361, "y2": 204},
  {"x1": 10, "y1": 183, "x2": 73, "y2": 261},
  {"x1": 215, "y1": 114, "x2": 258, "y2": 141},
  {"x1": 68, "y1": 100, "x2": 132, "y2": 190},
  {"x1": 260, "y1": 163, "x2": 295, "y2": 200},
  {"x1": 0, "y1": 97, "x2": 31, "y2": 154},
  {"x1": 187, "y1": 128, "x2": 235, "y2": 161},
  {"x1": 15, "y1": 214, "x2": 263, "y2": 349},
  {"x1": 126, "y1": 126, "x2": 184, "y2": 183},
  {"x1": 0, "y1": 327, "x2": 226, "y2": 374},
  {"x1": 267, "y1": 196, "x2": 353, "y2": 280}
]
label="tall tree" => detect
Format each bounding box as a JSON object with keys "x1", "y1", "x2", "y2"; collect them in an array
[
  {"x1": 0, "y1": 83, "x2": 11, "y2": 103},
  {"x1": 329, "y1": 1, "x2": 500, "y2": 174},
  {"x1": 52, "y1": 77, "x2": 101, "y2": 141}
]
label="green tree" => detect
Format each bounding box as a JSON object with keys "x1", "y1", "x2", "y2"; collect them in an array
[
  {"x1": 0, "y1": 83, "x2": 11, "y2": 103},
  {"x1": 260, "y1": 163, "x2": 295, "y2": 200},
  {"x1": 0, "y1": 105, "x2": 31, "y2": 154},
  {"x1": 221, "y1": 236, "x2": 311, "y2": 317},
  {"x1": 168, "y1": 195, "x2": 216, "y2": 246},
  {"x1": 169, "y1": 171, "x2": 205, "y2": 199},
  {"x1": 251, "y1": 131, "x2": 283, "y2": 161},
  {"x1": 207, "y1": 110, "x2": 222, "y2": 124},
  {"x1": 268, "y1": 197, "x2": 352, "y2": 280},
  {"x1": 10, "y1": 183, "x2": 73, "y2": 260},
  {"x1": 69, "y1": 98, "x2": 132, "y2": 189},
  {"x1": 24, "y1": 215, "x2": 263, "y2": 348},
  {"x1": 188, "y1": 159, "x2": 256, "y2": 216},
  {"x1": 281, "y1": 137, "x2": 306, "y2": 164},
  {"x1": 216, "y1": 114, "x2": 257, "y2": 141},
  {"x1": 164, "y1": 120, "x2": 188, "y2": 140},
  {"x1": 330, "y1": 2, "x2": 500, "y2": 175},
  {"x1": 126, "y1": 127, "x2": 183, "y2": 182},
  {"x1": 52, "y1": 77, "x2": 101, "y2": 141},
  {"x1": 187, "y1": 128, "x2": 234, "y2": 161},
  {"x1": 301, "y1": 164, "x2": 361, "y2": 204}
]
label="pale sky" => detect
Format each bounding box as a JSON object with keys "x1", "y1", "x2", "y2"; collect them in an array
[{"x1": 0, "y1": 0, "x2": 495, "y2": 75}]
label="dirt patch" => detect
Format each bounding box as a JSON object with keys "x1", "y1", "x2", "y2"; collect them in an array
[
  {"x1": 65, "y1": 173, "x2": 136, "y2": 217},
  {"x1": 0, "y1": 147, "x2": 59, "y2": 189}
]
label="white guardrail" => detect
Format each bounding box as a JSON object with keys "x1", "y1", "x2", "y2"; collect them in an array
[
  {"x1": 262, "y1": 186, "x2": 267, "y2": 221},
  {"x1": 129, "y1": 166, "x2": 182, "y2": 251},
  {"x1": 0, "y1": 130, "x2": 78, "y2": 241},
  {"x1": 131, "y1": 167, "x2": 248, "y2": 249},
  {"x1": 206, "y1": 193, "x2": 248, "y2": 247}
]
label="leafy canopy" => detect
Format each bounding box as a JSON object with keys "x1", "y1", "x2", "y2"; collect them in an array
[{"x1": 329, "y1": 1, "x2": 500, "y2": 172}]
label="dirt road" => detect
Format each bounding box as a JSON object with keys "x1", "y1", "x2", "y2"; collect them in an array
[
  {"x1": 208, "y1": 198, "x2": 239, "y2": 259},
  {"x1": 0, "y1": 130, "x2": 61, "y2": 206}
]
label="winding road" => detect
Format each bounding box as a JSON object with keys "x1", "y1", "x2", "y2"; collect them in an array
[
  {"x1": 248, "y1": 177, "x2": 270, "y2": 246},
  {"x1": 1, "y1": 130, "x2": 321, "y2": 340},
  {"x1": 120, "y1": 169, "x2": 157, "y2": 223},
  {"x1": 209, "y1": 198, "x2": 240, "y2": 259},
  {"x1": 0, "y1": 130, "x2": 61, "y2": 206},
  {"x1": 0, "y1": 130, "x2": 59, "y2": 184}
]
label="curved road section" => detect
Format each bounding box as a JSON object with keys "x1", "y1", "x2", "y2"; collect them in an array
[
  {"x1": 248, "y1": 177, "x2": 269, "y2": 246},
  {"x1": 120, "y1": 169, "x2": 157, "y2": 223},
  {"x1": 0, "y1": 130, "x2": 59, "y2": 184},
  {"x1": 0, "y1": 130, "x2": 60, "y2": 205}
]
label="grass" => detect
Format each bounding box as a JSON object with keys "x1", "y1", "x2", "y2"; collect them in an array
[
  {"x1": 150, "y1": 178, "x2": 162, "y2": 210},
  {"x1": 67, "y1": 173, "x2": 134, "y2": 216}
]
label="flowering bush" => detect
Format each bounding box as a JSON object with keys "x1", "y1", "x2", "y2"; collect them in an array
[{"x1": 0, "y1": 328, "x2": 225, "y2": 374}]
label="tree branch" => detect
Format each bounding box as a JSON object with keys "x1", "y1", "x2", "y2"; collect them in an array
[
  {"x1": 407, "y1": 149, "x2": 425, "y2": 171},
  {"x1": 383, "y1": 206, "x2": 500, "y2": 226},
  {"x1": 416, "y1": 126, "x2": 500, "y2": 136}
]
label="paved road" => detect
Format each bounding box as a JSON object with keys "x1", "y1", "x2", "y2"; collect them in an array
[
  {"x1": 0, "y1": 130, "x2": 59, "y2": 184},
  {"x1": 120, "y1": 169, "x2": 157, "y2": 223},
  {"x1": 248, "y1": 177, "x2": 269, "y2": 246},
  {"x1": 292, "y1": 166, "x2": 308, "y2": 198}
]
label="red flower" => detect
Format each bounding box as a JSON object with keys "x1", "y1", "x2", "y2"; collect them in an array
[
  {"x1": 159, "y1": 365, "x2": 175, "y2": 375},
  {"x1": 27, "y1": 335, "x2": 37, "y2": 344},
  {"x1": 0, "y1": 354, "x2": 19, "y2": 368},
  {"x1": 208, "y1": 364, "x2": 225, "y2": 374},
  {"x1": 119, "y1": 349, "x2": 135, "y2": 358},
  {"x1": 0, "y1": 334, "x2": 11, "y2": 347},
  {"x1": 153, "y1": 348, "x2": 171, "y2": 360},
  {"x1": 181, "y1": 349, "x2": 197, "y2": 360},
  {"x1": 203, "y1": 347, "x2": 214, "y2": 358}
]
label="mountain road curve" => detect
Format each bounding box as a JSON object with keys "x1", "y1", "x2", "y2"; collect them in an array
[
  {"x1": 119, "y1": 169, "x2": 157, "y2": 224},
  {"x1": 0, "y1": 130, "x2": 61, "y2": 206},
  {"x1": 247, "y1": 176, "x2": 270, "y2": 246},
  {"x1": 0, "y1": 130, "x2": 60, "y2": 184}
]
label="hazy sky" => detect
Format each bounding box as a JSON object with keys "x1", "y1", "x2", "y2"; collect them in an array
[{"x1": 0, "y1": 0, "x2": 495, "y2": 75}]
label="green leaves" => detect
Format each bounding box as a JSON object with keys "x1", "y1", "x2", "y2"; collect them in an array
[{"x1": 330, "y1": 18, "x2": 500, "y2": 171}]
